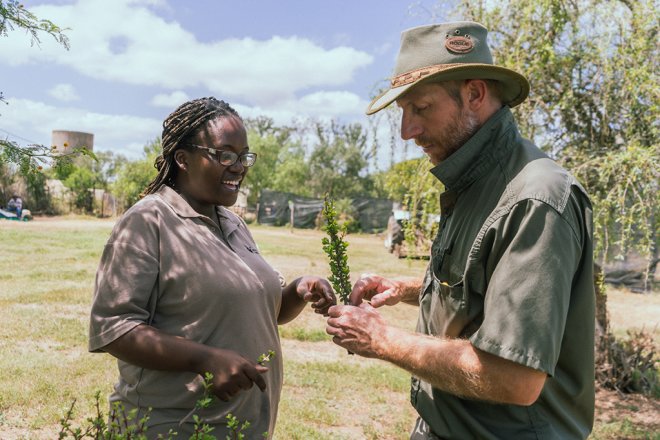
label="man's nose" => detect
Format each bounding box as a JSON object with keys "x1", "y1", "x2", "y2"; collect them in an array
[{"x1": 400, "y1": 112, "x2": 423, "y2": 141}]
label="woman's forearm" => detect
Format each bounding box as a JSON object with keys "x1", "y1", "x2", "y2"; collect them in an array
[
  {"x1": 102, "y1": 324, "x2": 214, "y2": 375},
  {"x1": 278, "y1": 277, "x2": 306, "y2": 324}
]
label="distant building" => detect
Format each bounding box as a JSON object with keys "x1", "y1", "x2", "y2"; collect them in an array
[{"x1": 51, "y1": 130, "x2": 94, "y2": 156}]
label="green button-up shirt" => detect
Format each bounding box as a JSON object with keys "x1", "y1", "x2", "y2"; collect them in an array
[{"x1": 412, "y1": 107, "x2": 595, "y2": 439}]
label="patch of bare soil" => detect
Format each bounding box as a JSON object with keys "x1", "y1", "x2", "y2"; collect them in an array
[{"x1": 595, "y1": 386, "x2": 659, "y2": 431}]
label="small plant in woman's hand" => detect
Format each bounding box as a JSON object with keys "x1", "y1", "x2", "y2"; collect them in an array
[
  {"x1": 181, "y1": 351, "x2": 276, "y2": 432},
  {"x1": 257, "y1": 350, "x2": 276, "y2": 366},
  {"x1": 321, "y1": 194, "x2": 352, "y2": 304}
]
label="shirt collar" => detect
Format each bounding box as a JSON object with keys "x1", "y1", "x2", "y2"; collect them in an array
[
  {"x1": 157, "y1": 185, "x2": 201, "y2": 218},
  {"x1": 430, "y1": 106, "x2": 517, "y2": 192},
  {"x1": 155, "y1": 185, "x2": 240, "y2": 233}
]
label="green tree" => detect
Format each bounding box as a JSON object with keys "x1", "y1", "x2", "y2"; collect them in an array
[
  {"x1": 25, "y1": 170, "x2": 51, "y2": 214},
  {"x1": 0, "y1": 0, "x2": 69, "y2": 47},
  {"x1": 63, "y1": 163, "x2": 96, "y2": 212},
  {"x1": 1, "y1": 0, "x2": 72, "y2": 172},
  {"x1": 111, "y1": 139, "x2": 160, "y2": 212},
  {"x1": 307, "y1": 120, "x2": 375, "y2": 198},
  {"x1": 270, "y1": 144, "x2": 312, "y2": 197},
  {"x1": 374, "y1": 157, "x2": 441, "y2": 254},
  {"x1": 243, "y1": 117, "x2": 305, "y2": 204}
]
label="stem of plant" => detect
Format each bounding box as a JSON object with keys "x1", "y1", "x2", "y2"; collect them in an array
[{"x1": 321, "y1": 194, "x2": 354, "y2": 355}]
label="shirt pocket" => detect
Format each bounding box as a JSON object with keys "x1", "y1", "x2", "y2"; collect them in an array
[{"x1": 428, "y1": 247, "x2": 469, "y2": 338}]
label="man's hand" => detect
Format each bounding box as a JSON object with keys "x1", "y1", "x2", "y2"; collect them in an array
[
  {"x1": 325, "y1": 302, "x2": 391, "y2": 358},
  {"x1": 297, "y1": 276, "x2": 336, "y2": 316},
  {"x1": 349, "y1": 274, "x2": 406, "y2": 307}
]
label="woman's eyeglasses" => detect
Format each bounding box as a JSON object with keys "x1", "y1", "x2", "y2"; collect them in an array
[{"x1": 190, "y1": 144, "x2": 257, "y2": 167}]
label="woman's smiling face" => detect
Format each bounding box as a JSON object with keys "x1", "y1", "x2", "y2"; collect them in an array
[{"x1": 175, "y1": 115, "x2": 250, "y2": 212}]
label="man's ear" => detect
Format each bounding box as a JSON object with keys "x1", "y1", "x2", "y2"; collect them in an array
[
  {"x1": 174, "y1": 150, "x2": 189, "y2": 171},
  {"x1": 465, "y1": 79, "x2": 488, "y2": 109}
]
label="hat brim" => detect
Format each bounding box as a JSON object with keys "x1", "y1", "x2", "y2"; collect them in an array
[{"x1": 365, "y1": 64, "x2": 529, "y2": 115}]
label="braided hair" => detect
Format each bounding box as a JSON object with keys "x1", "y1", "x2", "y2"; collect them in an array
[{"x1": 142, "y1": 97, "x2": 242, "y2": 196}]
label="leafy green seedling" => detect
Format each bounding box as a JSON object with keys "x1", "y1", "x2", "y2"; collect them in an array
[{"x1": 321, "y1": 194, "x2": 352, "y2": 304}]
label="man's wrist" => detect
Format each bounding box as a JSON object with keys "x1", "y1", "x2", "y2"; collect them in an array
[{"x1": 398, "y1": 279, "x2": 422, "y2": 303}]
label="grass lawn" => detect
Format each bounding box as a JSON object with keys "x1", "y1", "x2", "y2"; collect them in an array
[{"x1": 0, "y1": 217, "x2": 657, "y2": 439}]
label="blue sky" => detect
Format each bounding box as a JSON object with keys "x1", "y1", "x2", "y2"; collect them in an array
[{"x1": 1, "y1": 0, "x2": 454, "y2": 160}]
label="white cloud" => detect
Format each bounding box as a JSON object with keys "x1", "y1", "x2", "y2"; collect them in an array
[
  {"x1": 150, "y1": 91, "x2": 190, "y2": 108},
  {"x1": 232, "y1": 91, "x2": 369, "y2": 126},
  {"x1": 1, "y1": 0, "x2": 373, "y2": 106},
  {"x1": 1, "y1": 98, "x2": 161, "y2": 158},
  {"x1": 48, "y1": 83, "x2": 80, "y2": 102},
  {"x1": 294, "y1": 91, "x2": 367, "y2": 117}
]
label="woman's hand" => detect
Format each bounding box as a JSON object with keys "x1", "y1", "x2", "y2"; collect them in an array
[
  {"x1": 296, "y1": 276, "x2": 336, "y2": 316},
  {"x1": 103, "y1": 325, "x2": 268, "y2": 402},
  {"x1": 279, "y1": 276, "x2": 336, "y2": 324},
  {"x1": 199, "y1": 348, "x2": 269, "y2": 401}
]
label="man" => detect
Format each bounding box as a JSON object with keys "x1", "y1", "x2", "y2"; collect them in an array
[{"x1": 326, "y1": 22, "x2": 595, "y2": 439}]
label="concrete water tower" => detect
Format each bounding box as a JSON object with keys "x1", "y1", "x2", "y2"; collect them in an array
[{"x1": 51, "y1": 130, "x2": 94, "y2": 156}]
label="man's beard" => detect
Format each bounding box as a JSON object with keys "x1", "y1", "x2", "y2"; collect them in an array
[{"x1": 418, "y1": 107, "x2": 480, "y2": 163}]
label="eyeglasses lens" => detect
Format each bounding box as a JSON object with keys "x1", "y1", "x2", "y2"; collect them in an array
[{"x1": 217, "y1": 151, "x2": 256, "y2": 167}]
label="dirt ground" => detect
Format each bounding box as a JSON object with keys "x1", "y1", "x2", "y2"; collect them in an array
[{"x1": 595, "y1": 386, "x2": 659, "y2": 433}]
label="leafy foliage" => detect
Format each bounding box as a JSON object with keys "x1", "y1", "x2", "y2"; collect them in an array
[
  {"x1": 451, "y1": 0, "x2": 659, "y2": 281},
  {"x1": 111, "y1": 139, "x2": 160, "y2": 211},
  {"x1": 0, "y1": 0, "x2": 70, "y2": 48},
  {"x1": 374, "y1": 158, "x2": 441, "y2": 256},
  {"x1": 597, "y1": 329, "x2": 659, "y2": 398},
  {"x1": 321, "y1": 195, "x2": 352, "y2": 304},
  {"x1": 60, "y1": 352, "x2": 277, "y2": 439},
  {"x1": 1, "y1": 0, "x2": 72, "y2": 171},
  {"x1": 307, "y1": 121, "x2": 375, "y2": 198},
  {"x1": 244, "y1": 117, "x2": 309, "y2": 204}
]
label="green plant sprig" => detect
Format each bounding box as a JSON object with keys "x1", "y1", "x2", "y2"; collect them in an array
[
  {"x1": 180, "y1": 351, "x2": 276, "y2": 431},
  {"x1": 321, "y1": 194, "x2": 352, "y2": 304},
  {"x1": 257, "y1": 349, "x2": 276, "y2": 366}
]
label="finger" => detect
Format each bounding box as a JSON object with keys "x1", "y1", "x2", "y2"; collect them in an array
[
  {"x1": 321, "y1": 283, "x2": 336, "y2": 302},
  {"x1": 327, "y1": 305, "x2": 343, "y2": 317},
  {"x1": 246, "y1": 365, "x2": 268, "y2": 391},
  {"x1": 235, "y1": 374, "x2": 254, "y2": 390},
  {"x1": 312, "y1": 295, "x2": 332, "y2": 308},
  {"x1": 314, "y1": 304, "x2": 332, "y2": 316},
  {"x1": 359, "y1": 301, "x2": 376, "y2": 312},
  {"x1": 326, "y1": 323, "x2": 340, "y2": 336},
  {"x1": 369, "y1": 290, "x2": 393, "y2": 308},
  {"x1": 217, "y1": 384, "x2": 239, "y2": 401},
  {"x1": 349, "y1": 277, "x2": 378, "y2": 305}
]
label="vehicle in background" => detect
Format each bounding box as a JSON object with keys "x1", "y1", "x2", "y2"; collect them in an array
[{"x1": 0, "y1": 208, "x2": 32, "y2": 221}]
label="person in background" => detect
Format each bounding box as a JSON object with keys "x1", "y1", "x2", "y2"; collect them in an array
[
  {"x1": 7, "y1": 194, "x2": 23, "y2": 219},
  {"x1": 89, "y1": 97, "x2": 335, "y2": 438},
  {"x1": 326, "y1": 21, "x2": 595, "y2": 440}
]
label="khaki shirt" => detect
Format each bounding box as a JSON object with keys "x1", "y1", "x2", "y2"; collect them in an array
[
  {"x1": 412, "y1": 108, "x2": 595, "y2": 439},
  {"x1": 89, "y1": 186, "x2": 283, "y2": 438}
]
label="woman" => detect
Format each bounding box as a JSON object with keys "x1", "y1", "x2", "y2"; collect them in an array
[{"x1": 89, "y1": 97, "x2": 335, "y2": 438}]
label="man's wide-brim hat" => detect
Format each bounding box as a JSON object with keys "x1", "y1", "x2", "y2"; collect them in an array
[{"x1": 366, "y1": 21, "x2": 530, "y2": 115}]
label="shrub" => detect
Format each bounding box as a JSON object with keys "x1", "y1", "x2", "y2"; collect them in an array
[{"x1": 596, "y1": 329, "x2": 659, "y2": 398}]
